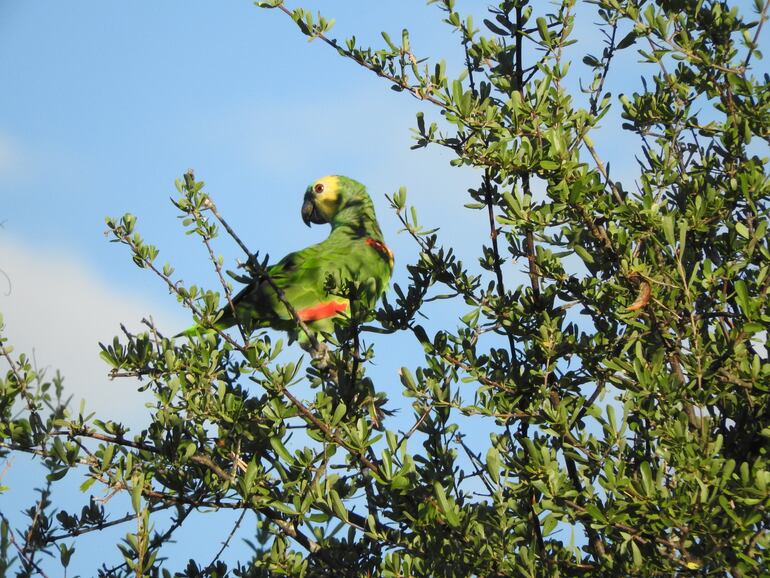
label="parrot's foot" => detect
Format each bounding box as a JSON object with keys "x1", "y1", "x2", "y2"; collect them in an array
[
  {"x1": 298, "y1": 335, "x2": 335, "y2": 377},
  {"x1": 309, "y1": 342, "x2": 331, "y2": 371}
]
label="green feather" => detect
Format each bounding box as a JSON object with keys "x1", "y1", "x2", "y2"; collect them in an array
[{"x1": 179, "y1": 175, "x2": 393, "y2": 344}]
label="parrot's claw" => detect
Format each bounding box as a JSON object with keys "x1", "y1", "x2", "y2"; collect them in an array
[{"x1": 309, "y1": 342, "x2": 331, "y2": 370}]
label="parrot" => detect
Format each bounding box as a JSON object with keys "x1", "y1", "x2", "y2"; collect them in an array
[{"x1": 179, "y1": 175, "x2": 393, "y2": 347}]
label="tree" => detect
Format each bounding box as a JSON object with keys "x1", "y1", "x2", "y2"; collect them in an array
[{"x1": 2, "y1": 0, "x2": 770, "y2": 575}]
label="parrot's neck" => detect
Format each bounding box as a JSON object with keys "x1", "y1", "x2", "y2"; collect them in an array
[{"x1": 329, "y1": 202, "x2": 384, "y2": 241}]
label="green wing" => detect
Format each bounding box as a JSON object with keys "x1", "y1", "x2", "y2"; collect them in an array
[{"x1": 217, "y1": 233, "x2": 392, "y2": 336}]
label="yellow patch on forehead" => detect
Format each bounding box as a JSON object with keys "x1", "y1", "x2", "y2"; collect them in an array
[
  {"x1": 313, "y1": 175, "x2": 341, "y2": 221},
  {"x1": 314, "y1": 175, "x2": 339, "y2": 194}
]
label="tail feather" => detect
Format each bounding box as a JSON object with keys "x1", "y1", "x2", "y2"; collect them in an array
[
  {"x1": 175, "y1": 324, "x2": 222, "y2": 338},
  {"x1": 175, "y1": 325, "x2": 199, "y2": 338}
]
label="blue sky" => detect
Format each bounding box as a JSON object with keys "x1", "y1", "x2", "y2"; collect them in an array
[
  {"x1": 1, "y1": 0, "x2": 768, "y2": 574},
  {"x1": 0, "y1": 2, "x2": 487, "y2": 572}
]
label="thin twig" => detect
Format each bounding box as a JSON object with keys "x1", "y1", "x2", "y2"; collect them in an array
[
  {"x1": 589, "y1": 18, "x2": 618, "y2": 118},
  {"x1": 111, "y1": 228, "x2": 246, "y2": 354},
  {"x1": 462, "y1": 23, "x2": 477, "y2": 98},
  {"x1": 0, "y1": 512, "x2": 51, "y2": 578},
  {"x1": 203, "y1": 197, "x2": 323, "y2": 354},
  {"x1": 522, "y1": 189, "x2": 541, "y2": 300},
  {"x1": 197, "y1": 219, "x2": 249, "y2": 344},
  {"x1": 204, "y1": 509, "x2": 248, "y2": 573},
  {"x1": 0, "y1": 340, "x2": 38, "y2": 413},
  {"x1": 0, "y1": 457, "x2": 13, "y2": 483},
  {"x1": 24, "y1": 483, "x2": 51, "y2": 561},
  {"x1": 46, "y1": 504, "x2": 171, "y2": 542},
  {"x1": 455, "y1": 435, "x2": 495, "y2": 495},
  {"x1": 101, "y1": 505, "x2": 195, "y2": 577},
  {"x1": 280, "y1": 387, "x2": 380, "y2": 475},
  {"x1": 274, "y1": 4, "x2": 446, "y2": 108},
  {"x1": 513, "y1": 2, "x2": 546, "y2": 559},
  {"x1": 744, "y1": 0, "x2": 770, "y2": 69},
  {"x1": 483, "y1": 173, "x2": 518, "y2": 358},
  {"x1": 395, "y1": 402, "x2": 433, "y2": 454},
  {"x1": 0, "y1": 268, "x2": 10, "y2": 296}
]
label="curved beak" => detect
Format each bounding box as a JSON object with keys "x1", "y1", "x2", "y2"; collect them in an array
[{"x1": 301, "y1": 193, "x2": 326, "y2": 227}]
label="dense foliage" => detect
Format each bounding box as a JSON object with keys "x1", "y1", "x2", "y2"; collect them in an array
[{"x1": 2, "y1": 0, "x2": 770, "y2": 576}]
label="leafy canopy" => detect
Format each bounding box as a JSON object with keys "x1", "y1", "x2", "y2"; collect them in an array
[{"x1": 2, "y1": 0, "x2": 770, "y2": 576}]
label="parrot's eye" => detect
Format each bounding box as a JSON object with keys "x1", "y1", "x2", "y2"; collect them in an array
[{"x1": 314, "y1": 183, "x2": 325, "y2": 194}]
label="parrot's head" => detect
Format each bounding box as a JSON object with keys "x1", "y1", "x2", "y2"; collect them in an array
[{"x1": 301, "y1": 175, "x2": 368, "y2": 227}]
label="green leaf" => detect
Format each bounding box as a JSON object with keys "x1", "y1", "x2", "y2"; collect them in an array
[
  {"x1": 271, "y1": 501, "x2": 299, "y2": 516},
  {"x1": 662, "y1": 214, "x2": 676, "y2": 246},
  {"x1": 743, "y1": 322, "x2": 765, "y2": 333},
  {"x1": 79, "y1": 477, "x2": 97, "y2": 492},
  {"x1": 331, "y1": 402, "x2": 347, "y2": 425},
  {"x1": 631, "y1": 540, "x2": 643, "y2": 567},
  {"x1": 719, "y1": 495, "x2": 742, "y2": 523},
  {"x1": 47, "y1": 468, "x2": 69, "y2": 482},
  {"x1": 640, "y1": 462, "x2": 654, "y2": 496},
  {"x1": 483, "y1": 18, "x2": 509, "y2": 36},
  {"x1": 433, "y1": 481, "x2": 460, "y2": 527},
  {"x1": 329, "y1": 489, "x2": 348, "y2": 522},
  {"x1": 270, "y1": 437, "x2": 294, "y2": 464},
  {"x1": 574, "y1": 244, "x2": 595, "y2": 264},
  {"x1": 131, "y1": 481, "x2": 142, "y2": 513},
  {"x1": 585, "y1": 503, "x2": 607, "y2": 524},
  {"x1": 486, "y1": 446, "x2": 501, "y2": 485},
  {"x1": 734, "y1": 280, "x2": 750, "y2": 314},
  {"x1": 542, "y1": 514, "x2": 558, "y2": 536},
  {"x1": 244, "y1": 460, "x2": 258, "y2": 492},
  {"x1": 617, "y1": 30, "x2": 638, "y2": 49},
  {"x1": 536, "y1": 17, "x2": 551, "y2": 43}
]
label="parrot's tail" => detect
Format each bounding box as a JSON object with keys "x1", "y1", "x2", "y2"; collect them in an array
[
  {"x1": 174, "y1": 324, "x2": 222, "y2": 339},
  {"x1": 175, "y1": 325, "x2": 199, "y2": 338}
]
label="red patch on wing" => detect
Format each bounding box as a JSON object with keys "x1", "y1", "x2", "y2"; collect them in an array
[
  {"x1": 366, "y1": 238, "x2": 394, "y2": 268},
  {"x1": 297, "y1": 300, "x2": 348, "y2": 321}
]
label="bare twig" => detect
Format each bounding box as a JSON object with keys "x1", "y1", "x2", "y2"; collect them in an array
[
  {"x1": 588, "y1": 18, "x2": 618, "y2": 118},
  {"x1": 202, "y1": 196, "x2": 323, "y2": 354},
  {"x1": 0, "y1": 268, "x2": 10, "y2": 296},
  {"x1": 483, "y1": 173, "x2": 518, "y2": 358},
  {"x1": 204, "y1": 509, "x2": 248, "y2": 573},
  {"x1": 395, "y1": 402, "x2": 433, "y2": 454},
  {"x1": 196, "y1": 214, "x2": 249, "y2": 344},
  {"x1": 110, "y1": 228, "x2": 246, "y2": 354},
  {"x1": 274, "y1": 4, "x2": 446, "y2": 108},
  {"x1": 455, "y1": 435, "x2": 495, "y2": 495},
  {"x1": 0, "y1": 457, "x2": 13, "y2": 483},
  {"x1": 0, "y1": 512, "x2": 51, "y2": 578}
]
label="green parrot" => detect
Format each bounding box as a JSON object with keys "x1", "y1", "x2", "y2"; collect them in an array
[{"x1": 179, "y1": 175, "x2": 393, "y2": 346}]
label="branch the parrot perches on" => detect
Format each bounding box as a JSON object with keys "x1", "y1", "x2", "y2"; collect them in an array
[{"x1": 178, "y1": 175, "x2": 394, "y2": 348}]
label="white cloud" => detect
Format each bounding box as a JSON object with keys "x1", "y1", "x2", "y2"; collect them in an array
[
  {"x1": 0, "y1": 133, "x2": 24, "y2": 179},
  {"x1": 0, "y1": 237, "x2": 184, "y2": 428}
]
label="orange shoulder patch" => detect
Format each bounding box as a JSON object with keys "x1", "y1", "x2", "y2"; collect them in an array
[
  {"x1": 297, "y1": 300, "x2": 348, "y2": 321},
  {"x1": 366, "y1": 238, "x2": 394, "y2": 269}
]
